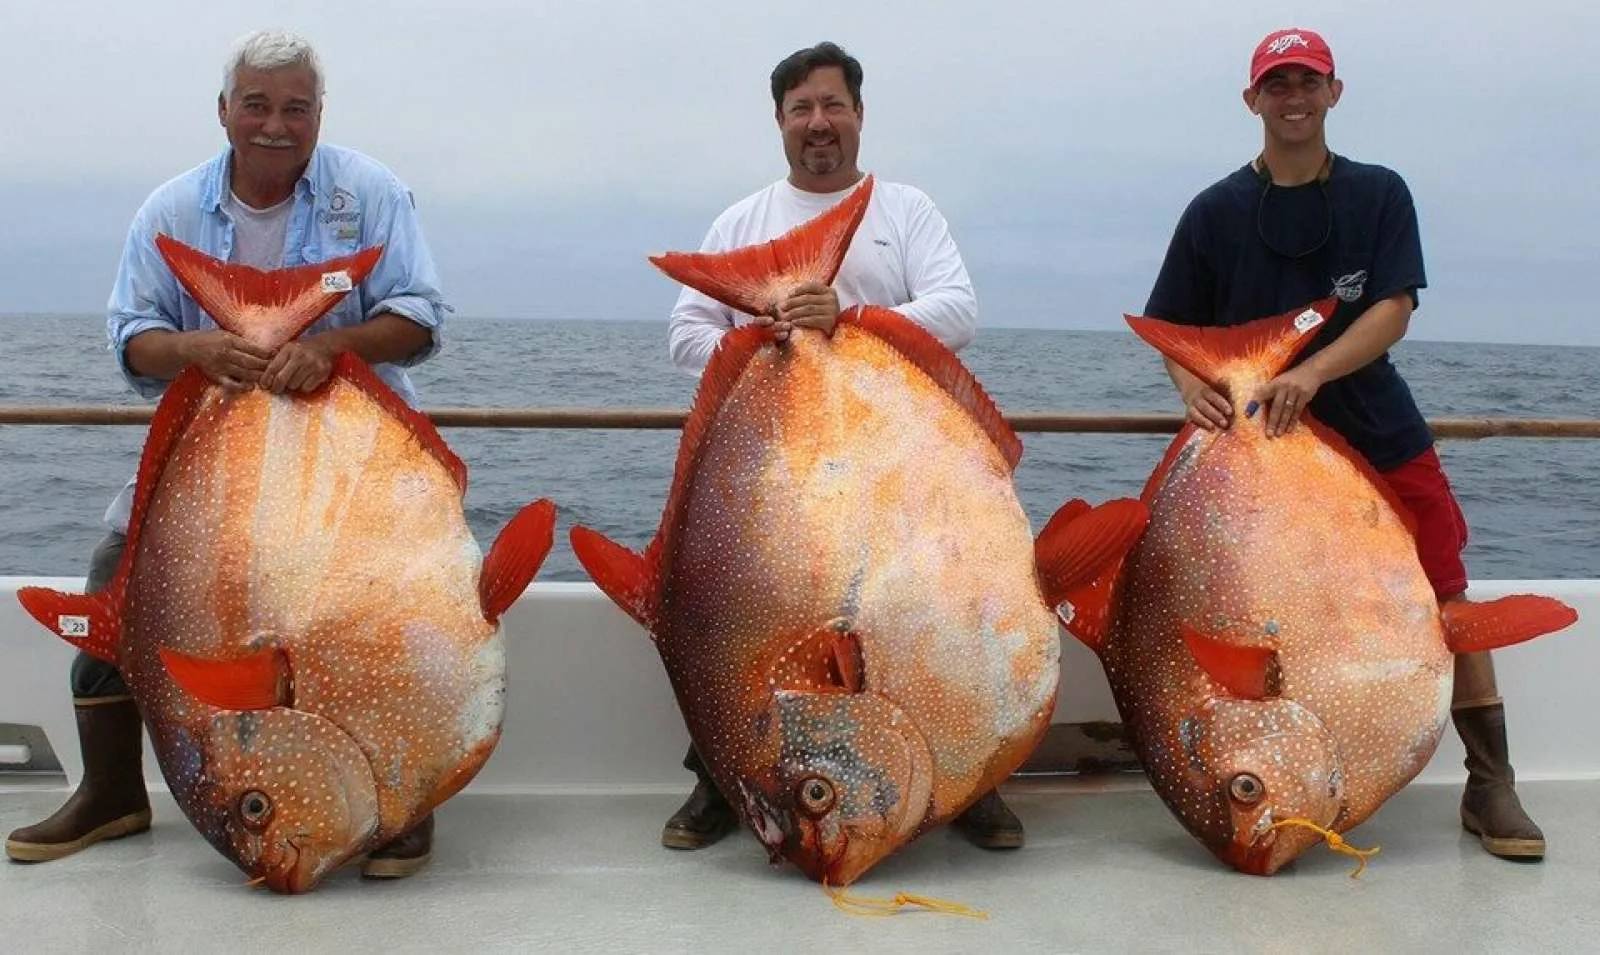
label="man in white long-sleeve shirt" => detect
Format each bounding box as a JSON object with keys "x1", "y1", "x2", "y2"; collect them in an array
[{"x1": 661, "y1": 41, "x2": 1023, "y2": 855}]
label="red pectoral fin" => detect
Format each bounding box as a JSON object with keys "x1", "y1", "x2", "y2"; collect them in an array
[
  {"x1": 479, "y1": 499, "x2": 557, "y2": 623},
  {"x1": 1442, "y1": 595, "x2": 1578, "y2": 655},
  {"x1": 16, "y1": 589, "x2": 121, "y2": 665},
  {"x1": 1181, "y1": 624, "x2": 1282, "y2": 700},
  {"x1": 159, "y1": 647, "x2": 292, "y2": 711},
  {"x1": 768, "y1": 622, "x2": 866, "y2": 695}
]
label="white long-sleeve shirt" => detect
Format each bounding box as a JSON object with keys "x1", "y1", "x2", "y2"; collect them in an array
[{"x1": 667, "y1": 176, "x2": 977, "y2": 374}]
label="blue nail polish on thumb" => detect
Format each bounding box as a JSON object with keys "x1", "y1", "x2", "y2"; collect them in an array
[{"x1": 1245, "y1": 400, "x2": 1260, "y2": 418}]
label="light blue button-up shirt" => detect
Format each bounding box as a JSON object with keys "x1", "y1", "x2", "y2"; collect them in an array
[{"x1": 102, "y1": 143, "x2": 451, "y2": 531}]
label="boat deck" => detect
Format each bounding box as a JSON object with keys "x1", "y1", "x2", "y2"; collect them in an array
[{"x1": 3, "y1": 779, "x2": 1596, "y2": 954}]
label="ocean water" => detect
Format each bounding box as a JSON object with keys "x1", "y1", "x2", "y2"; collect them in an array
[{"x1": 0, "y1": 315, "x2": 1595, "y2": 581}]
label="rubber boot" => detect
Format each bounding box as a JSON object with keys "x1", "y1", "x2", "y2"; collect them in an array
[
  {"x1": 1454, "y1": 701, "x2": 1544, "y2": 861},
  {"x1": 950, "y1": 789, "x2": 1025, "y2": 850},
  {"x1": 661, "y1": 745, "x2": 736, "y2": 850}
]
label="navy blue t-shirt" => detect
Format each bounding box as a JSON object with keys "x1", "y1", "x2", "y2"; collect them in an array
[{"x1": 1144, "y1": 155, "x2": 1432, "y2": 471}]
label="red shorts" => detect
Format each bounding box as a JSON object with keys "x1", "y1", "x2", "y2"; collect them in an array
[{"x1": 1378, "y1": 447, "x2": 1469, "y2": 600}]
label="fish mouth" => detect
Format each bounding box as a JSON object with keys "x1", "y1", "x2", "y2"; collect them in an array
[{"x1": 737, "y1": 780, "x2": 789, "y2": 863}]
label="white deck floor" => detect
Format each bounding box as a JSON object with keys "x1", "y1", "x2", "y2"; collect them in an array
[{"x1": 3, "y1": 778, "x2": 1596, "y2": 954}]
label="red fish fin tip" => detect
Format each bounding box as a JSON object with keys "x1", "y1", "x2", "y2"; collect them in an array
[
  {"x1": 1125, "y1": 298, "x2": 1336, "y2": 390},
  {"x1": 1181, "y1": 625, "x2": 1281, "y2": 700},
  {"x1": 479, "y1": 499, "x2": 557, "y2": 623},
  {"x1": 159, "y1": 648, "x2": 290, "y2": 711},
  {"x1": 844, "y1": 306, "x2": 1022, "y2": 469},
  {"x1": 17, "y1": 588, "x2": 121, "y2": 665},
  {"x1": 1442, "y1": 596, "x2": 1578, "y2": 655},
  {"x1": 1035, "y1": 498, "x2": 1148, "y2": 608},
  {"x1": 569, "y1": 526, "x2": 656, "y2": 632},
  {"x1": 769, "y1": 623, "x2": 867, "y2": 695},
  {"x1": 154, "y1": 235, "x2": 383, "y2": 351},
  {"x1": 650, "y1": 176, "x2": 874, "y2": 316}
]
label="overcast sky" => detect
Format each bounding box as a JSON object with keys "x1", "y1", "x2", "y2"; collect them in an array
[{"x1": 3, "y1": 1, "x2": 1595, "y2": 345}]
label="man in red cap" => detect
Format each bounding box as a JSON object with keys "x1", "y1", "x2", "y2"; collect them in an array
[{"x1": 1142, "y1": 28, "x2": 1546, "y2": 861}]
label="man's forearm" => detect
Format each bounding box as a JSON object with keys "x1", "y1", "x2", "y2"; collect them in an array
[
  {"x1": 307, "y1": 313, "x2": 432, "y2": 365},
  {"x1": 1300, "y1": 294, "x2": 1412, "y2": 384}
]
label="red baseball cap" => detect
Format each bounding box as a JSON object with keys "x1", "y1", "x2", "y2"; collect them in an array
[{"x1": 1249, "y1": 28, "x2": 1335, "y2": 86}]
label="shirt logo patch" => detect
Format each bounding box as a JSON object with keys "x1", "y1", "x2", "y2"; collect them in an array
[
  {"x1": 1267, "y1": 34, "x2": 1311, "y2": 56},
  {"x1": 320, "y1": 188, "x2": 362, "y2": 241},
  {"x1": 1332, "y1": 270, "x2": 1368, "y2": 303}
]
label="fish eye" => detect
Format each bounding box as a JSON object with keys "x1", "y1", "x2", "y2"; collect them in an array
[
  {"x1": 239, "y1": 790, "x2": 273, "y2": 828},
  {"x1": 796, "y1": 776, "x2": 836, "y2": 817},
  {"x1": 1229, "y1": 773, "x2": 1265, "y2": 805}
]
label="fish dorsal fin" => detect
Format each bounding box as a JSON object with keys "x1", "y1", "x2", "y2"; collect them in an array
[
  {"x1": 1181, "y1": 624, "x2": 1282, "y2": 700},
  {"x1": 18, "y1": 364, "x2": 218, "y2": 660},
  {"x1": 569, "y1": 527, "x2": 659, "y2": 634},
  {"x1": 1125, "y1": 299, "x2": 1336, "y2": 393},
  {"x1": 767, "y1": 621, "x2": 866, "y2": 695},
  {"x1": 329, "y1": 352, "x2": 467, "y2": 494},
  {"x1": 479, "y1": 499, "x2": 557, "y2": 624},
  {"x1": 1441, "y1": 595, "x2": 1578, "y2": 655},
  {"x1": 159, "y1": 647, "x2": 293, "y2": 710},
  {"x1": 649, "y1": 176, "x2": 874, "y2": 317},
  {"x1": 155, "y1": 234, "x2": 382, "y2": 352},
  {"x1": 843, "y1": 305, "x2": 1023, "y2": 470},
  {"x1": 1035, "y1": 498, "x2": 1148, "y2": 608}
]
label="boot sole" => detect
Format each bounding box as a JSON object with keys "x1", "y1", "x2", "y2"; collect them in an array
[
  {"x1": 661, "y1": 821, "x2": 736, "y2": 850},
  {"x1": 1461, "y1": 809, "x2": 1545, "y2": 860},
  {"x1": 958, "y1": 830, "x2": 1026, "y2": 851},
  {"x1": 360, "y1": 852, "x2": 432, "y2": 879},
  {"x1": 5, "y1": 809, "x2": 153, "y2": 863}
]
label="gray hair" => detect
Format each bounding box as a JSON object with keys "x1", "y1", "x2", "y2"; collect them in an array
[{"x1": 222, "y1": 29, "x2": 324, "y2": 100}]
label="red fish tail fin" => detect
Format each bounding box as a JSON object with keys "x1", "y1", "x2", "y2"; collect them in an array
[
  {"x1": 1039, "y1": 498, "x2": 1147, "y2": 654},
  {"x1": 1441, "y1": 595, "x2": 1578, "y2": 655},
  {"x1": 158, "y1": 647, "x2": 292, "y2": 710},
  {"x1": 1125, "y1": 298, "x2": 1337, "y2": 391},
  {"x1": 1181, "y1": 625, "x2": 1283, "y2": 700},
  {"x1": 648, "y1": 176, "x2": 874, "y2": 316},
  {"x1": 479, "y1": 499, "x2": 557, "y2": 623},
  {"x1": 569, "y1": 527, "x2": 658, "y2": 633},
  {"x1": 844, "y1": 306, "x2": 1022, "y2": 470},
  {"x1": 155, "y1": 234, "x2": 383, "y2": 351},
  {"x1": 16, "y1": 588, "x2": 122, "y2": 665}
]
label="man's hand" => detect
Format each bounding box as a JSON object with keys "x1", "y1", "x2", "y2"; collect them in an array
[
  {"x1": 177, "y1": 331, "x2": 273, "y2": 393},
  {"x1": 1255, "y1": 365, "x2": 1325, "y2": 438},
  {"x1": 1183, "y1": 383, "x2": 1234, "y2": 431},
  {"x1": 259, "y1": 339, "x2": 336, "y2": 394},
  {"x1": 770, "y1": 281, "x2": 841, "y2": 341}
]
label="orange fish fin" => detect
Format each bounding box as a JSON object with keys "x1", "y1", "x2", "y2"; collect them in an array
[
  {"x1": 1181, "y1": 624, "x2": 1282, "y2": 700},
  {"x1": 649, "y1": 176, "x2": 873, "y2": 316},
  {"x1": 1301, "y1": 417, "x2": 1420, "y2": 539},
  {"x1": 329, "y1": 353, "x2": 467, "y2": 494},
  {"x1": 769, "y1": 622, "x2": 866, "y2": 695},
  {"x1": 159, "y1": 647, "x2": 292, "y2": 710},
  {"x1": 1125, "y1": 299, "x2": 1336, "y2": 391},
  {"x1": 1059, "y1": 566, "x2": 1120, "y2": 654},
  {"x1": 15, "y1": 589, "x2": 122, "y2": 665},
  {"x1": 155, "y1": 234, "x2": 382, "y2": 352},
  {"x1": 1035, "y1": 497, "x2": 1148, "y2": 608},
  {"x1": 479, "y1": 499, "x2": 557, "y2": 624},
  {"x1": 843, "y1": 305, "x2": 1023, "y2": 469},
  {"x1": 1441, "y1": 595, "x2": 1578, "y2": 655},
  {"x1": 569, "y1": 526, "x2": 657, "y2": 633}
]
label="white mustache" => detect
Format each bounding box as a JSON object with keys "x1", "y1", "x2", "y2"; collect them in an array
[{"x1": 251, "y1": 136, "x2": 296, "y2": 148}]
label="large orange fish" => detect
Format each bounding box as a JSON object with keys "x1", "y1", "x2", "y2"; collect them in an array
[
  {"x1": 1064, "y1": 302, "x2": 1577, "y2": 875},
  {"x1": 18, "y1": 238, "x2": 555, "y2": 893},
  {"x1": 572, "y1": 178, "x2": 1147, "y2": 887}
]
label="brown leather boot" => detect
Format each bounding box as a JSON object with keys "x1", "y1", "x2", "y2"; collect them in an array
[
  {"x1": 1454, "y1": 701, "x2": 1544, "y2": 861},
  {"x1": 6, "y1": 696, "x2": 152, "y2": 863},
  {"x1": 661, "y1": 777, "x2": 737, "y2": 850},
  {"x1": 951, "y1": 789, "x2": 1025, "y2": 850},
  {"x1": 361, "y1": 812, "x2": 434, "y2": 879}
]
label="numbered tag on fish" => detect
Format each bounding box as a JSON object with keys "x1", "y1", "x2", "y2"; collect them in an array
[
  {"x1": 1293, "y1": 309, "x2": 1324, "y2": 333},
  {"x1": 320, "y1": 271, "x2": 353, "y2": 294},
  {"x1": 57, "y1": 615, "x2": 90, "y2": 639}
]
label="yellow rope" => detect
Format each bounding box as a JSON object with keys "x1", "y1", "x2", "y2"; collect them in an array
[
  {"x1": 823, "y1": 880, "x2": 989, "y2": 920},
  {"x1": 1269, "y1": 818, "x2": 1380, "y2": 878}
]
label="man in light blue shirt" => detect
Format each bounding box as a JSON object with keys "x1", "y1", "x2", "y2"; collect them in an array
[{"x1": 6, "y1": 29, "x2": 448, "y2": 879}]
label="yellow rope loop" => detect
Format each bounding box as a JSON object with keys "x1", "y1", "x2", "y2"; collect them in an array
[
  {"x1": 1269, "y1": 818, "x2": 1381, "y2": 878},
  {"x1": 823, "y1": 880, "x2": 989, "y2": 920}
]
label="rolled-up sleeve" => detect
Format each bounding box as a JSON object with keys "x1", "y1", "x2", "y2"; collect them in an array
[
  {"x1": 362, "y1": 180, "x2": 450, "y2": 366},
  {"x1": 892, "y1": 191, "x2": 977, "y2": 353},
  {"x1": 106, "y1": 199, "x2": 184, "y2": 399}
]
